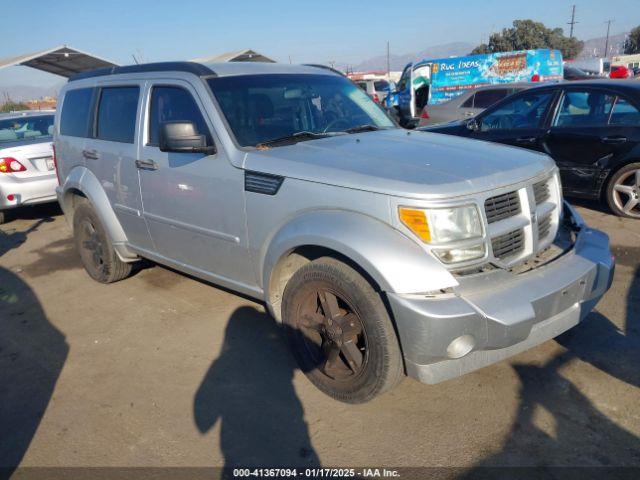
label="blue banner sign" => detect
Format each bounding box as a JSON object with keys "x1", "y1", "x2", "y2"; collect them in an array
[{"x1": 421, "y1": 49, "x2": 563, "y2": 104}]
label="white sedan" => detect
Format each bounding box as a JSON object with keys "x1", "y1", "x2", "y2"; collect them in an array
[{"x1": 0, "y1": 111, "x2": 57, "y2": 224}]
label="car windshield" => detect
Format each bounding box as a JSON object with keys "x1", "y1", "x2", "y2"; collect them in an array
[
  {"x1": 207, "y1": 74, "x2": 394, "y2": 147},
  {"x1": 0, "y1": 115, "x2": 54, "y2": 144}
]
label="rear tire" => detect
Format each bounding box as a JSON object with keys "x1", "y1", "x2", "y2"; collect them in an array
[
  {"x1": 73, "y1": 200, "x2": 132, "y2": 283},
  {"x1": 606, "y1": 162, "x2": 640, "y2": 218},
  {"x1": 282, "y1": 257, "x2": 403, "y2": 403}
]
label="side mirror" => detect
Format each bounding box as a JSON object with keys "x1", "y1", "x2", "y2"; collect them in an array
[
  {"x1": 466, "y1": 119, "x2": 480, "y2": 132},
  {"x1": 159, "y1": 121, "x2": 216, "y2": 154}
]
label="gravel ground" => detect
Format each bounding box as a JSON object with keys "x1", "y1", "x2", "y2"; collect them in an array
[{"x1": 0, "y1": 200, "x2": 638, "y2": 477}]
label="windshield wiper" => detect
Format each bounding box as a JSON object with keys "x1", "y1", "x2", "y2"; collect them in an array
[
  {"x1": 342, "y1": 124, "x2": 381, "y2": 134},
  {"x1": 256, "y1": 131, "x2": 332, "y2": 148}
]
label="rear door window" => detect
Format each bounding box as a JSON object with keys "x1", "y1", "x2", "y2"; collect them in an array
[
  {"x1": 609, "y1": 97, "x2": 640, "y2": 126},
  {"x1": 148, "y1": 86, "x2": 211, "y2": 146},
  {"x1": 473, "y1": 89, "x2": 510, "y2": 109},
  {"x1": 60, "y1": 88, "x2": 95, "y2": 137},
  {"x1": 480, "y1": 90, "x2": 554, "y2": 131},
  {"x1": 553, "y1": 90, "x2": 615, "y2": 128},
  {"x1": 96, "y1": 86, "x2": 140, "y2": 143}
]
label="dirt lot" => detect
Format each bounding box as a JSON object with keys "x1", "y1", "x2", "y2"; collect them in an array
[{"x1": 1, "y1": 200, "x2": 639, "y2": 476}]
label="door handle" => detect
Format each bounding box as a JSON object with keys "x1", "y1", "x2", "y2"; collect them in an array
[
  {"x1": 516, "y1": 136, "x2": 537, "y2": 144},
  {"x1": 135, "y1": 159, "x2": 159, "y2": 171},
  {"x1": 463, "y1": 112, "x2": 475, "y2": 117},
  {"x1": 601, "y1": 136, "x2": 627, "y2": 144},
  {"x1": 82, "y1": 149, "x2": 99, "y2": 160}
]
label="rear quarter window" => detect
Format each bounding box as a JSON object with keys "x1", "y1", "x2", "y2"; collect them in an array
[
  {"x1": 609, "y1": 97, "x2": 640, "y2": 126},
  {"x1": 60, "y1": 88, "x2": 95, "y2": 137},
  {"x1": 96, "y1": 86, "x2": 140, "y2": 143}
]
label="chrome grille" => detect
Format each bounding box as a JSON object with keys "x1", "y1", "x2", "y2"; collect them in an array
[
  {"x1": 484, "y1": 191, "x2": 520, "y2": 224},
  {"x1": 491, "y1": 229, "x2": 525, "y2": 259},
  {"x1": 533, "y1": 180, "x2": 550, "y2": 204},
  {"x1": 538, "y1": 213, "x2": 552, "y2": 240}
]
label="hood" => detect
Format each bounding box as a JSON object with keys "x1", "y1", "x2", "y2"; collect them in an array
[{"x1": 244, "y1": 129, "x2": 555, "y2": 200}]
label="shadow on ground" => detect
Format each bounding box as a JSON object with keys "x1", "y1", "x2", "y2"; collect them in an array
[
  {"x1": 0, "y1": 217, "x2": 55, "y2": 258},
  {"x1": 1, "y1": 203, "x2": 62, "y2": 225},
  {"x1": 462, "y1": 265, "x2": 640, "y2": 478},
  {"x1": 0, "y1": 266, "x2": 69, "y2": 478},
  {"x1": 566, "y1": 197, "x2": 610, "y2": 215},
  {"x1": 193, "y1": 306, "x2": 321, "y2": 470}
]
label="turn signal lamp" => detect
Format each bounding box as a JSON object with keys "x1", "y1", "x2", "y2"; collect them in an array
[{"x1": 399, "y1": 208, "x2": 431, "y2": 243}]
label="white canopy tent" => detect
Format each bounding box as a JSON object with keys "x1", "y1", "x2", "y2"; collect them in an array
[{"x1": 0, "y1": 45, "x2": 118, "y2": 78}]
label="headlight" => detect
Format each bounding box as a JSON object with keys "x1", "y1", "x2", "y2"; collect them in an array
[{"x1": 399, "y1": 205, "x2": 482, "y2": 243}]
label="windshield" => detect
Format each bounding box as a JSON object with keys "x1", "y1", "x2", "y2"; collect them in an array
[
  {"x1": 207, "y1": 74, "x2": 394, "y2": 147},
  {"x1": 0, "y1": 115, "x2": 54, "y2": 144}
]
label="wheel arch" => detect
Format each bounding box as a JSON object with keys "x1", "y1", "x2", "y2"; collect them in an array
[
  {"x1": 261, "y1": 211, "x2": 457, "y2": 322},
  {"x1": 58, "y1": 166, "x2": 138, "y2": 261},
  {"x1": 600, "y1": 157, "x2": 640, "y2": 199}
]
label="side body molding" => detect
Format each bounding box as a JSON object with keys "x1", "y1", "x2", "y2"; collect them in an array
[
  {"x1": 57, "y1": 166, "x2": 138, "y2": 261},
  {"x1": 261, "y1": 210, "x2": 458, "y2": 304}
]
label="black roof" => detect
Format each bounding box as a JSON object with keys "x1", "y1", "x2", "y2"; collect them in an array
[{"x1": 69, "y1": 61, "x2": 216, "y2": 82}]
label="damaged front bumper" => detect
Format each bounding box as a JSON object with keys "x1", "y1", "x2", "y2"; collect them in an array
[{"x1": 387, "y1": 203, "x2": 615, "y2": 385}]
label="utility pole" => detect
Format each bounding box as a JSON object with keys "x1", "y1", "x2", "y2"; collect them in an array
[
  {"x1": 386, "y1": 41, "x2": 390, "y2": 80},
  {"x1": 604, "y1": 19, "x2": 614, "y2": 57},
  {"x1": 567, "y1": 5, "x2": 578, "y2": 38}
]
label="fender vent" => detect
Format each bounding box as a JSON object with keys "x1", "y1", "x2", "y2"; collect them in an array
[{"x1": 245, "y1": 171, "x2": 284, "y2": 195}]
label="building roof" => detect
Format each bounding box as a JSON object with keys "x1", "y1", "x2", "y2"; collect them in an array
[
  {"x1": 191, "y1": 49, "x2": 276, "y2": 64},
  {"x1": 0, "y1": 45, "x2": 118, "y2": 78}
]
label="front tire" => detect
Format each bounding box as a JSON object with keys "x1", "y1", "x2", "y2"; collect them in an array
[
  {"x1": 73, "y1": 200, "x2": 132, "y2": 283},
  {"x1": 282, "y1": 257, "x2": 403, "y2": 403},
  {"x1": 606, "y1": 162, "x2": 640, "y2": 218}
]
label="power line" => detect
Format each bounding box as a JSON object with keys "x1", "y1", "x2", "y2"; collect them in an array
[{"x1": 567, "y1": 5, "x2": 578, "y2": 38}]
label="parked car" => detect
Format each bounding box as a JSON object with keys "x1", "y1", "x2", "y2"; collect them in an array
[
  {"x1": 54, "y1": 62, "x2": 613, "y2": 403},
  {"x1": 610, "y1": 65, "x2": 631, "y2": 79},
  {"x1": 0, "y1": 110, "x2": 57, "y2": 224},
  {"x1": 563, "y1": 65, "x2": 596, "y2": 81},
  {"x1": 417, "y1": 83, "x2": 533, "y2": 127},
  {"x1": 423, "y1": 80, "x2": 640, "y2": 218},
  {"x1": 355, "y1": 78, "x2": 392, "y2": 104}
]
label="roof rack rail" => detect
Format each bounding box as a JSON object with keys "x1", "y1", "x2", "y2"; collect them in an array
[
  {"x1": 303, "y1": 64, "x2": 345, "y2": 76},
  {"x1": 69, "y1": 61, "x2": 216, "y2": 82}
]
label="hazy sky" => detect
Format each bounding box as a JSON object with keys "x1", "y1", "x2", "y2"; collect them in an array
[{"x1": 1, "y1": 0, "x2": 637, "y2": 89}]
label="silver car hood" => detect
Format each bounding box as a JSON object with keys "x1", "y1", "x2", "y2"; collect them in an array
[{"x1": 244, "y1": 129, "x2": 556, "y2": 200}]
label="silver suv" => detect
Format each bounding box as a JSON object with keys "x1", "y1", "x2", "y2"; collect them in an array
[{"x1": 54, "y1": 61, "x2": 614, "y2": 403}]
